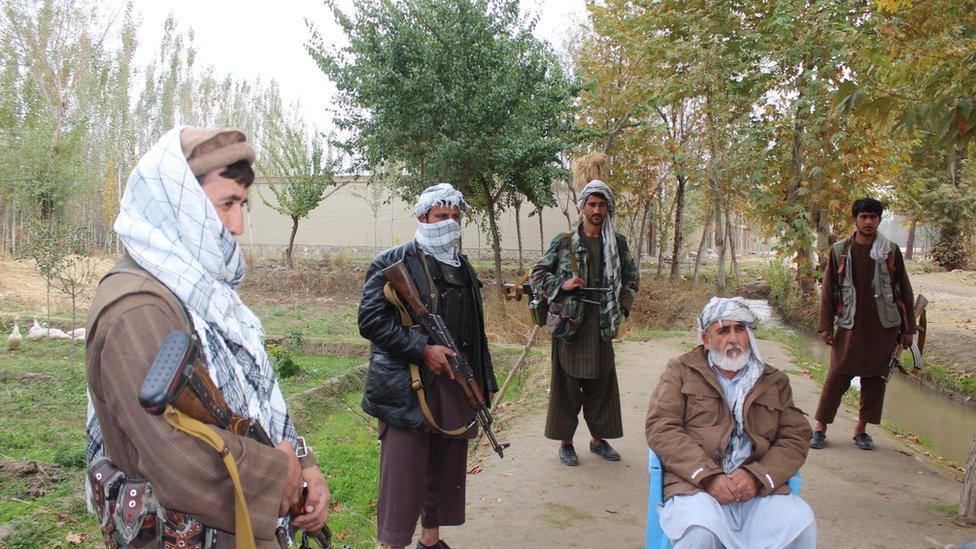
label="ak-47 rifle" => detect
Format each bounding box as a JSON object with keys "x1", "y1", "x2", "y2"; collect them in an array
[
  {"x1": 382, "y1": 260, "x2": 510, "y2": 458},
  {"x1": 138, "y1": 331, "x2": 334, "y2": 549},
  {"x1": 883, "y1": 294, "x2": 928, "y2": 383}
]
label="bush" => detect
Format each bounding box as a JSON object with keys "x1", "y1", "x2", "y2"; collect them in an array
[
  {"x1": 269, "y1": 344, "x2": 301, "y2": 378},
  {"x1": 762, "y1": 260, "x2": 818, "y2": 333}
]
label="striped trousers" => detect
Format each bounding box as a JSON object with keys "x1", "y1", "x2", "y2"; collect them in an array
[{"x1": 544, "y1": 356, "x2": 623, "y2": 441}]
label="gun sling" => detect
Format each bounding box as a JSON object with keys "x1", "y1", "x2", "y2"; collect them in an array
[
  {"x1": 96, "y1": 257, "x2": 257, "y2": 549},
  {"x1": 382, "y1": 282, "x2": 471, "y2": 437}
]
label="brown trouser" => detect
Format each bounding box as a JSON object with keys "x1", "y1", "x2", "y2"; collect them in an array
[
  {"x1": 814, "y1": 370, "x2": 887, "y2": 425},
  {"x1": 544, "y1": 361, "x2": 623, "y2": 441},
  {"x1": 376, "y1": 422, "x2": 468, "y2": 546}
]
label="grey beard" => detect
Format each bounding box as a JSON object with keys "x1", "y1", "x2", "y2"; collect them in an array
[{"x1": 709, "y1": 346, "x2": 752, "y2": 373}]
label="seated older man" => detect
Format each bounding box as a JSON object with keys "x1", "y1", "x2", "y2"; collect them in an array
[{"x1": 646, "y1": 297, "x2": 816, "y2": 549}]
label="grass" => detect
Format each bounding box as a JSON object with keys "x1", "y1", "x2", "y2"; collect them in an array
[
  {"x1": 918, "y1": 361, "x2": 976, "y2": 401},
  {"x1": 0, "y1": 335, "x2": 375, "y2": 547},
  {"x1": 0, "y1": 341, "x2": 100, "y2": 548},
  {"x1": 253, "y1": 303, "x2": 361, "y2": 343}
]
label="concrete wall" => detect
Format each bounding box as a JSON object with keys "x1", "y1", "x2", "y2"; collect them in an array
[{"x1": 243, "y1": 175, "x2": 575, "y2": 258}]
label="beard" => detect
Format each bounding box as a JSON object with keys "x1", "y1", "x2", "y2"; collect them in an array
[{"x1": 708, "y1": 344, "x2": 753, "y2": 373}]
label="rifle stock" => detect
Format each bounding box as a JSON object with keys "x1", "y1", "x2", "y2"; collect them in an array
[
  {"x1": 139, "y1": 331, "x2": 332, "y2": 548},
  {"x1": 381, "y1": 261, "x2": 429, "y2": 317}
]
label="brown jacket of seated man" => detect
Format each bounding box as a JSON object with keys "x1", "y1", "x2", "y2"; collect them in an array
[{"x1": 645, "y1": 345, "x2": 812, "y2": 502}]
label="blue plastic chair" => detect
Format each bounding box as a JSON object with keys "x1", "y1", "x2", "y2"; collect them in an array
[{"x1": 646, "y1": 448, "x2": 803, "y2": 549}]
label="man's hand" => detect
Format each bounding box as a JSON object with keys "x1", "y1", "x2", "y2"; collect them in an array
[
  {"x1": 291, "y1": 466, "x2": 330, "y2": 533},
  {"x1": 900, "y1": 333, "x2": 913, "y2": 348},
  {"x1": 728, "y1": 469, "x2": 760, "y2": 503},
  {"x1": 703, "y1": 474, "x2": 737, "y2": 505},
  {"x1": 560, "y1": 276, "x2": 585, "y2": 292},
  {"x1": 820, "y1": 329, "x2": 834, "y2": 346},
  {"x1": 422, "y1": 344, "x2": 456, "y2": 379},
  {"x1": 276, "y1": 442, "x2": 303, "y2": 517}
]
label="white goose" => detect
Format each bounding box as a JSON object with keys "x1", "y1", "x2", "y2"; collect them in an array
[{"x1": 7, "y1": 318, "x2": 22, "y2": 351}]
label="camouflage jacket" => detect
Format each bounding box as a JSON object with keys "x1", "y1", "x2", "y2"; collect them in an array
[{"x1": 530, "y1": 227, "x2": 639, "y2": 340}]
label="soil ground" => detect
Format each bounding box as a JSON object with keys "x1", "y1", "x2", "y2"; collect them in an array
[
  {"x1": 911, "y1": 270, "x2": 976, "y2": 374},
  {"x1": 445, "y1": 337, "x2": 969, "y2": 548}
]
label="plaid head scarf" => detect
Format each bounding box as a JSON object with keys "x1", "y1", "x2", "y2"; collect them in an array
[
  {"x1": 86, "y1": 127, "x2": 300, "y2": 466},
  {"x1": 414, "y1": 183, "x2": 468, "y2": 267},
  {"x1": 699, "y1": 296, "x2": 765, "y2": 473},
  {"x1": 577, "y1": 180, "x2": 623, "y2": 339}
]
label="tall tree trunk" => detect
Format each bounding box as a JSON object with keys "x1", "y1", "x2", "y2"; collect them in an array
[
  {"x1": 715, "y1": 193, "x2": 727, "y2": 294},
  {"x1": 959, "y1": 436, "x2": 976, "y2": 525},
  {"x1": 537, "y1": 206, "x2": 544, "y2": 252},
  {"x1": 669, "y1": 174, "x2": 687, "y2": 282},
  {"x1": 514, "y1": 199, "x2": 524, "y2": 275},
  {"x1": 905, "y1": 217, "x2": 918, "y2": 261},
  {"x1": 636, "y1": 202, "x2": 649, "y2": 270},
  {"x1": 692, "y1": 204, "x2": 714, "y2": 283},
  {"x1": 648, "y1": 216, "x2": 656, "y2": 258},
  {"x1": 787, "y1": 63, "x2": 816, "y2": 300},
  {"x1": 725, "y1": 203, "x2": 740, "y2": 289},
  {"x1": 482, "y1": 182, "x2": 503, "y2": 285},
  {"x1": 286, "y1": 216, "x2": 299, "y2": 268}
]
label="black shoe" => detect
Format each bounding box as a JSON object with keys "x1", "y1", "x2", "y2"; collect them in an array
[
  {"x1": 809, "y1": 430, "x2": 827, "y2": 449},
  {"x1": 559, "y1": 443, "x2": 580, "y2": 466},
  {"x1": 853, "y1": 432, "x2": 876, "y2": 450},
  {"x1": 417, "y1": 541, "x2": 451, "y2": 549},
  {"x1": 589, "y1": 439, "x2": 621, "y2": 461}
]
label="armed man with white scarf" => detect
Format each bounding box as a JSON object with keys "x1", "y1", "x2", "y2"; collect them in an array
[
  {"x1": 810, "y1": 197, "x2": 915, "y2": 451},
  {"x1": 530, "y1": 180, "x2": 639, "y2": 466},
  {"x1": 84, "y1": 128, "x2": 330, "y2": 548},
  {"x1": 358, "y1": 183, "x2": 498, "y2": 549},
  {"x1": 646, "y1": 297, "x2": 816, "y2": 549}
]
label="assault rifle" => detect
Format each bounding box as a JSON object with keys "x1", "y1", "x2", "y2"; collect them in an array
[
  {"x1": 382, "y1": 260, "x2": 510, "y2": 458},
  {"x1": 883, "y1": 294, "x2": 927, "y2": 383},
  {"x1": 138, "y1": 331, "x2": 334, "y2": 549}
]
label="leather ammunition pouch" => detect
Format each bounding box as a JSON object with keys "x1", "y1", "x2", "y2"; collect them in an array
[{"x1": 87, "y1": 458, "x2": 214, "y2": 548}]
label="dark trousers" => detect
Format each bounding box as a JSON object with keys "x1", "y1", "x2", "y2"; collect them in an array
[
  {"x1": 376, "y1": 422, "x2": 468, "y2": 546},
  {"x1": 814, "y1": 370, "x2": 887, "y2": 425},
  {"x1": 544, "y1": 361, "x2": 623, "y2": 441}
]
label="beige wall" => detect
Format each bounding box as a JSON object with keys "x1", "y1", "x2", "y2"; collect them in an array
[{"x1": 243, "y1": 176, "x2": 575, "y2": 256}]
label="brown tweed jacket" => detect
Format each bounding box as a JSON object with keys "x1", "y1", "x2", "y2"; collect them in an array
[{"x1": 86, "y1": 271, "x2": 288, "y2": 547}]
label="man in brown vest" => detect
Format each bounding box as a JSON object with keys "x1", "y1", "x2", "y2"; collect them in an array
[
  {"x1": 85, "y1": 127, "x2": 329, "y2": 547},
  {"x1": 809, "y1": 197, "x2": 915, "y2": 451}
]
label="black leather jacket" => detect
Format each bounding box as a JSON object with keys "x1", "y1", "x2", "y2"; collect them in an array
[{"x1": 358, "y1": 241, "x2": 497, "y2": 428}]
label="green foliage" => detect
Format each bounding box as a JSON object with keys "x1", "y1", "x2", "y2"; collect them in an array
[
  {"x1": 308, "y1": 0, "x2": 578, "y2": 282},
  {"x1": 269, "y1": 344, "x2": 301, "y2": 379},
  {"x1": 259, "y1": 107, "x2": 344, "y2": 267},
  {"x1": 762, "y1": 260, "x2": 818, "y2": 333}
]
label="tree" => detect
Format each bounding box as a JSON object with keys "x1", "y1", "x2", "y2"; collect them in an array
[
  {"x1": 259, "y1": 111, "x2": 344, "y2": 268},
  {"x1": 308, "y1": 0, "x2": 576, "y2": 284}
]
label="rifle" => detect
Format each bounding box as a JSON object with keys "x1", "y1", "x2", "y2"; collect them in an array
[
  {"x1": 138, "y1": 331, "x2": 334, "y2": 549},
  {"x1": 381, "y1": 260, "x2": 510, "y2": 458},
  {"x1": 883, "y1": 294, "x2": 927, "y2": 383}
]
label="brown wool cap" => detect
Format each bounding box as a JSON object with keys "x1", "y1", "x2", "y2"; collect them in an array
[{"x1": 180, "y1": 127, "x2": 257, "y2": 177}]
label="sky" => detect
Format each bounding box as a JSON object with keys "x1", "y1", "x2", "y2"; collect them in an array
[{"x1": 106, "y1": 0, "x2": 588, "y2": 131}]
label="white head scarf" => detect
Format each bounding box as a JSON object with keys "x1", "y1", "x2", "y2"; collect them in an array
[
  {"x1": 87, "y1": 127, "x2": 298, "y2": 465},
  {"x1": 576, "y1": 180, "x2": 623, "y2": 339},
  {"x1": 414, "y1": 183, "x2": 468, "y2": 267},
  {"x1": 699, "y1": 296, "x2": 766, "y2": 473}
]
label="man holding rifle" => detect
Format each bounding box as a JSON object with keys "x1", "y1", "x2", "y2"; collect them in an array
[
  {"x1": 358, "y1": 183, "x2": 498, "y2": 549},
  {"x1": 85, "y1": 127, "x2": 330, "y2": 547},
  {"x1": 810, "y1": 197, "x2": 916, "y2": 451},
  {"x1": 530, "y1": 180, "x2": 639, "y2": 466}
]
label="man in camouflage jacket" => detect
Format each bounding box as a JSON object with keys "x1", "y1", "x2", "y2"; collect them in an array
[{"x1": 530, "y1": 180, "x2": 639, "y2": 466}]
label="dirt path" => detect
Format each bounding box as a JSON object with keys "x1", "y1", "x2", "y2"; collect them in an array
[
  {"x1": 912, "y1": 270, "x2": 976, "y2": 374},
  {"x1": 443, "y1": 337, "x2": 969, "y2": 548}
]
